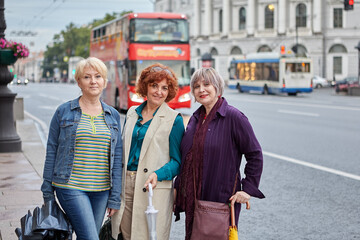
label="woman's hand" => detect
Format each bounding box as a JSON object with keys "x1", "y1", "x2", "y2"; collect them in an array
[
  {"x1": 107, "y1": 208, "x2": 118, "y2": 217},
  {"x1": 229, "y1": 191, "x2": 251, "y2": 210},
  {"x1": 144, "y1": 172, "x2": 158, "y2": 190}
]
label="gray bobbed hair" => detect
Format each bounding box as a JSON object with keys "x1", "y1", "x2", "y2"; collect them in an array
[{"x1": 190, "y1": 67, "x2": 225, "y2": 97}]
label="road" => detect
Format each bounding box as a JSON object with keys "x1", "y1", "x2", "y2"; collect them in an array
[{"x1": 9, "y1": 83, "x2": 360, "y2": 239}]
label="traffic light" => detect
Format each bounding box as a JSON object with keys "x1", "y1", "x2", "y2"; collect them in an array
[
  {"x1": 280, "y1": 45, "x2": 285, "y2": 55},
  {"x1": 344, "y1": 0, "x2": 354, "y2": 10},
  {"x1": 72, "y1": 69, "x2": 76, "y2": 75}
]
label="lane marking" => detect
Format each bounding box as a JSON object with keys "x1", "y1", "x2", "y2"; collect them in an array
[
  {"x1": 263, "y1": 151, "x2": 360, "y2": 181},
  {"x1": 239, "y1": 98, "x2": 360, "y2": 111},
  {"x1": 25, "y1": 111, "x2": 48, "y2": 147},
  {"x1": 38, "y1": 93, "x2": 62, "y2": 101},
  {"x1": 277, "y1": 109, "x2": 319, "y2": 117},
  {"x1": 39, "y1": 106, "x2": 57, "y2": 110}
]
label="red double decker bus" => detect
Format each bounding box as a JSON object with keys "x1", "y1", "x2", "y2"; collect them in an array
[{"x1": 90, "y1": 13, "x2": 191, "y2": 111}]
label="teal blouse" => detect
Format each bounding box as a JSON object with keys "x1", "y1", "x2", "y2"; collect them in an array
[{"x1": 127, "y1": 102, "x2": 184, "y2": 181}]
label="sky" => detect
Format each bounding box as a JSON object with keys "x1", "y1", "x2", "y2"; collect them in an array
[{"x1": 4, "y1": 0, "x2": 154, "y2": 53}]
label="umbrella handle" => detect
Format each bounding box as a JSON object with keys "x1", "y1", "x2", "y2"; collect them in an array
[
  {"x1": 148, "y1": 183, "x2": 153, "y2": 207},
  {"x1": 148, "y1": 183, "x2": 153, "y2": 196},
  {"x1": 231, "y1": 204, "x2": 236, "y2": 227},
  {"x1": 231, "y1": 201, "x2": 250, "y2": 226},
  {"x1": 245, "y1": 201, "x2": 250, "y2": 210}
]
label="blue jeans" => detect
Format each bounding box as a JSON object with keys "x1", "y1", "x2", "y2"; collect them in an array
[{"x1": 55, "y1": 188, "x2": 109, "y2": 240}]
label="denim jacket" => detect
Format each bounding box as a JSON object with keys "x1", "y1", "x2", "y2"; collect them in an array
[{"x1": 41, "y1": 97, "x2": 123, "y2": 210}]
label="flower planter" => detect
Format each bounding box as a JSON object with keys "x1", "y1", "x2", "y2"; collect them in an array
[{"x1": 0, "y1": 49, "x2": 17, "y2": 65}]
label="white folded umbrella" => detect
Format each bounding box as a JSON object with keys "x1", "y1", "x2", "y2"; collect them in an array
[{"x1": 145, "y1": 183, "x2": 158, "y2": 240}]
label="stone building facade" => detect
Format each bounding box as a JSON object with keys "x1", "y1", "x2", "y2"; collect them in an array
[{"x1": 154, "y1": 0, "x2": 360, "y2": 81}]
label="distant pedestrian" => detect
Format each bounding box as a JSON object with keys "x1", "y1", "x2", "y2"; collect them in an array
[
  {"x1": 41, "y1": 57, "x2": 123, "y2": 240},
  {"x1": 111, "y1": 63, "x2": 185, "y2": 240},
  {"x1": 174, "y1": 67, "x2": 265, "y2": 240}
]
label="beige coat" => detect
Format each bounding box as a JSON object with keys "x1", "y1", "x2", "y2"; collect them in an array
[{"x1": 112, "y1": 102, "x2": 180, "y2": 240}]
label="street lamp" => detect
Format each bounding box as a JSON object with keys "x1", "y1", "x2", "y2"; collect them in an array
[{"x1": 0, "y1": 0, "x2": 21, "y2": 152}]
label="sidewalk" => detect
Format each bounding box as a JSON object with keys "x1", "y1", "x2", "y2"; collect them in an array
[
  {"x1": 0, "y1": 114, "x2": 188, "y2": 240},
  {"x1": 0, "y1": 117, "x2": 45, "y2": 240}
]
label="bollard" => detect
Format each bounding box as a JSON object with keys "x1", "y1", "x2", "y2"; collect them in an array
[{"x1": 13, "y1": 97, "x2": 24, "y2": 120}]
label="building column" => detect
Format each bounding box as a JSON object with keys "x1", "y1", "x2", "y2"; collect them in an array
[
  {"x1": 313, "y1": 0, "x2": 322, "y2": 33},
  {"x1": 193, "y1": 0, "x2": 201, "y2": 37},
  {"x1": 247, "y1": 0, "x2": 255, "y2": 36},
  {"x1": 222, "y1": 0, "x2": 230, "y2": 36},
  {"x1": 278, "y1": 0, "x2": 286, "y2": 34},
  {"x1": 204, "y1": 0, "x2": 212, "y2": 36}
]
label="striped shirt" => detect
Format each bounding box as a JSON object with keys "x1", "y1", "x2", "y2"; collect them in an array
[{"x1": 53, "y1": 112, "x2": 111, "y2": 191}]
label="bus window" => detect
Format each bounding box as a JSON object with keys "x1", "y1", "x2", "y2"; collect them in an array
[
  {"x1": 128, "y1": 61, "x2": 137, "y2": 85},
  {"x1": 229, "y1": 62, "x2": 236, "y2": 79},
  {"x1": 265, "y1": 63, "x2": 278, "y2": 81},
  {"x1": 237, "y1": 63, "x2": 245, "y2": 80},
  {"x1": 255, "y1": 62, "x2": 263, "y2": 81},
  {"x1": 130, "y1": 18, "x2": 189, "y2": 43},
  {"x1": 286, "y1": 62, "x2": 310, "y2": 73}
]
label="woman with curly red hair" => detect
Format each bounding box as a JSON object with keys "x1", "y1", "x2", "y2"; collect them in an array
[{"x1": 112, "y1": 63, "x2": 185, "y2": 240}]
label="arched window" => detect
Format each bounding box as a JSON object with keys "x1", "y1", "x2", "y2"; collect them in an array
[
  {"x1": 292, "y1": 44, "x2": 308, "y2": 57},
  {"x1": 265, "y1": 4, "x2": 274, "y2": 29},
  {"x1": 329, "y1": 44, "x2": 347, "y2": 53},
  {"x1": 230, "y1": 46, "x2": 242, "y2": 55},
  {"x1": 210, "y1": 47, "x2": 219, "y2": 56},
  {"x1": 219, "y1": 10, "x2": 223, "y2": 32},
  {"x1": 329, "y1": 44, "x2": 347, "y2": 75},
  {"x1": 296, "y1": 3, "x2": 307, "y2": 28},
  {"x1": 239, "y1": 7, "x2": 246, "y2": 30},
  {"x1": 257, "y1": 45, "x2": 272, "y2": 52}
]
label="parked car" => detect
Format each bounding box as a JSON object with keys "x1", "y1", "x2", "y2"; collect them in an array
[
  {"x1": 10, "y1": 77, "x2": 29, "y2": 85},
  {"x1": 312, "y1": 75, "x2": 329, "y2": 88},
  {"x1": 335, "y1": 76, "x2": 359, "y2": 93}
]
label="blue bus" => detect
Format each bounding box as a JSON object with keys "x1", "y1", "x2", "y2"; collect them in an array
[{"x1": 228, "y1": 52, "x2": 313, "y2": 96}]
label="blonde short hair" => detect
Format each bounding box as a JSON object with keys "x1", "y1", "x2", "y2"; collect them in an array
[
  {"x1": 75, "y1": 57, "x2": 108, "y2": 83},
  {"x1": 190, "y1": 67, "x2": 224, "y2": 96}
]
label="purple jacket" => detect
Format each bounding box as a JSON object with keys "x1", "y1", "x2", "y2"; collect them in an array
[{"x1": 179, "y1": 98, "x2": 265, "y2": 221}]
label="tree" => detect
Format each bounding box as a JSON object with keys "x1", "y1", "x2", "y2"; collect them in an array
[{"x1": 42, "y1": 11, "x2": 133, "y2": 80}]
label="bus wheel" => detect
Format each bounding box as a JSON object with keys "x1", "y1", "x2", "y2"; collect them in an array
[
  {"x1": 263, "y1": 85, "x2": 269, "y2": 95},
  {"x1": 237, "y1": 83, "x2": 243, "y2": 93},
  {"x1": 115, "y1": 90, "x2": 120, "y2": 110}
]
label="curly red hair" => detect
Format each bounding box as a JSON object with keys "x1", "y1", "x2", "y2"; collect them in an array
[{"x1": 136, "y1": 63, "x2": 178, "y2": 102}]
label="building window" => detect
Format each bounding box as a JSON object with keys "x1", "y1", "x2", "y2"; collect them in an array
[
  {"x1": 210, "y1": 48, "x2": 218, "y2": 56},
  {"x1": 333, "y1": 57, "x2": 342, "y2": 74},
  {"x1": 219, "y1": 9, "x2": 223, "y2": 32},
  {"x1": 196, "y1": 48, "x2": 201, "y2": 57},
  {"x1": 239, "y1": 7, "x2": 246, "y2": 30},
  {"x1": 230, "y1": 46, "x2": 242, "y2": 55},
  {"x1": 333, "y1": 8, "x2": 343, "y2": 28},
  {"x1": 292, "y1": 44, "x2": 308, "y2": 57},
  {"x1": 296, "y1": 3, "x2": 307, "y2": 28},
  {"x1": 329, "y1": 44, "x2": 347, "y2": 53},
  {"x1": 265, "y1": 4, "x2": 274, "y2": 29},
  {"x1": 258, "y1": 45, "x2": 272, "y2": 52}
]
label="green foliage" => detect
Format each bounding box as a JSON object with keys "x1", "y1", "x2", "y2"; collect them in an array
[{"x1": 42, "y1": 11, "x2": 132, "y2": 78}]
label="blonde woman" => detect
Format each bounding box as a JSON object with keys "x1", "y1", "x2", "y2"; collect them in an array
[{"x1": 41, "y1": 57, "x2": 122, "y2": 240}]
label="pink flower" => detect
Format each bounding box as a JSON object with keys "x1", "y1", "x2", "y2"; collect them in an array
[{"x1": 1, "y1": 38, "x2": 29, "y2": 59}]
